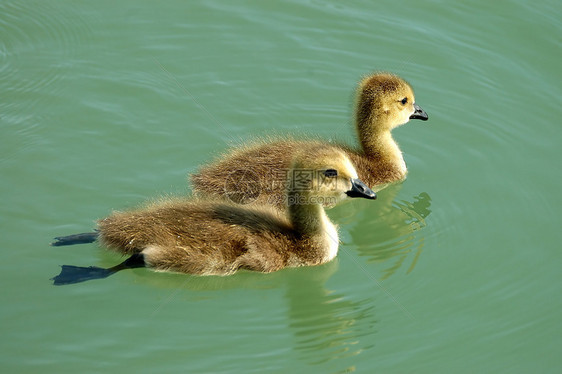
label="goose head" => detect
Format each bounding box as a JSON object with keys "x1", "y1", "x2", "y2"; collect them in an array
[
  {"x1": 289, "y1": 148, "x2": 376, "y2": 207},
  {"x1": 355, "y1": 72, "x2": 428, "y2": 135}
]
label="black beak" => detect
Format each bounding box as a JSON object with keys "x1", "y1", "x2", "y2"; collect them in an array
[
  {"x1": 346, "y1": 178, "x2": 377, "y2": 200},
  {"x1": 410, "y1": 103, "x2": 429, "y2": 121}
]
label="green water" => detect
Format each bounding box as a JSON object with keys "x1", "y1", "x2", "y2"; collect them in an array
[{"x1": 1, "y1": 1, "x2": 561, "y2": 372}]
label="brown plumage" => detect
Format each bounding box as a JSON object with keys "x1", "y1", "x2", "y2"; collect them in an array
[
  {"x1": 98, "y1": 199, "x2": 303, "y2": 275},
  {"x1": 190, "y1": 72, "x2": 428, "y2": 208},
  {"x1": 52, "y1": 147, "x2": 376, "y2": 280}
]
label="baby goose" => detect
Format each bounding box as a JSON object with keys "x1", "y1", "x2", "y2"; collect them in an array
[
  {"x1": 51, "y1": 147, "x2": 376, "y2": 285},
  {"x1": 191, "y1": 72, "x2": 428, "y2": 208}
]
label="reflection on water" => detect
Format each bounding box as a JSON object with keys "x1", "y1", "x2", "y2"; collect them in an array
[
  {"x1": 121, "y1": 263, "x2": 288, "y2": 292},
  {"x1": 333, "y1": 184, "x2": 432, "y2": 280},
  {"x1": 143, "y1": 261, "x2": 377, "y2": 371},
  {"x1": 359, "y1": 191, "x2": 431, "y2": 280},
  {"x1": 94, "y1": 255, "x2": 377, "y2": 370},
  {"x1": 284, "y1": 264, "x2": 377, "y2": 370}
]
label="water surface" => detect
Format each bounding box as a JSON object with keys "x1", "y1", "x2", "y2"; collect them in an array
[{"x1": 1, "y1": 1, "x2": 560, "y2": 372}]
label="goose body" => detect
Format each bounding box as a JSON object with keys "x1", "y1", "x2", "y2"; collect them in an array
[
  {"x1": 98, "y1": 199, "x2": 331, "y2": 275},
  {"x1": 51, "y1": 147, "x2": 376, "y2": 284},
  {"x1": 191, "y1": 72, "x2": 428, "y2": 207}
]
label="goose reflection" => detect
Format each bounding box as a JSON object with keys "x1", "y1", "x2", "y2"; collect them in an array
[
  {"x1": 331, "y1": 184, "x2": 431, "y2": 280},
  {"x1": 283, "y1": 262, "x2": 377, "y2": 369},
  {"x1": 280, "y1": 188, "x2": 431, "y2": 368},
  {"x1": 111, "y1": 258, "x2": 377, "y2": 369}
]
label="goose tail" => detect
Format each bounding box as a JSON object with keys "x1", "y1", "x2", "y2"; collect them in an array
[{"x1": 51, "y1": 232, "x2": 98, "y2": 246}]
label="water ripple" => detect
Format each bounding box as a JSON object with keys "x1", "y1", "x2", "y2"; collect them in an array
[
  {"x1": 0, "y1": 2, "x2": 93, "y2": 96},
  {"x1": 331, "y1": 185, "x2": 432, "y2": 281}
]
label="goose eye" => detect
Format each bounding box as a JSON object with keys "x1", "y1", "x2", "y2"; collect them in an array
[
  {"x1": 324, "y1": 169, "x2": 338, "y2": 178},
  {"x1": 400, "y1": 97, "x2": 408, "y2": 105}
]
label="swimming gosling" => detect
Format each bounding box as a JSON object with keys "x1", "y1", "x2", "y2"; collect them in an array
[
  {"x1": 190, "y1": 72, "x2": 428, "y2": 208},
  {"x1": 51, "y1": 147, "x2": 376, "y2": 285}
]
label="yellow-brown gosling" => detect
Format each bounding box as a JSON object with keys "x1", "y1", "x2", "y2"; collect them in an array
[
  {"x1": 51, "y1": 147, "x2": 376, "y2": 285},
  {"x1": 190, "y1": 72, "x2": 428, "y2": 208}
]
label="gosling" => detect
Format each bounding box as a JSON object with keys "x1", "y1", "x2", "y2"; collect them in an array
[
  {"x1": 191, "y1": 72, "x2": 428, "y2": 208},
  {"x1": 51, "y1": 147, "x2": 376, "y2": 285}
]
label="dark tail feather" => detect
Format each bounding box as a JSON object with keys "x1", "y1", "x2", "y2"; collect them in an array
[
  {"x1": 51, "y1": 232, "x2": 98, "y2": 246},
  {"x1": 52, "y1": 254, "x2": 145, "y2": 286}
]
